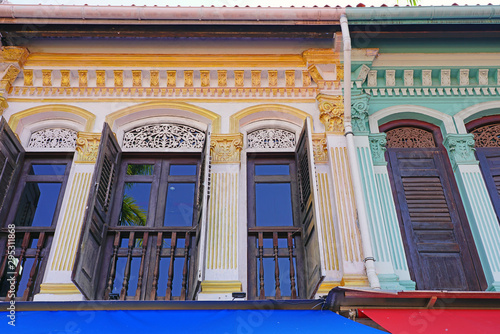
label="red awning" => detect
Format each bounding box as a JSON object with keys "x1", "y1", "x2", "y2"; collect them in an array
[{"x1": 360, "y1": 309, "x2": 500, "y2": 334}]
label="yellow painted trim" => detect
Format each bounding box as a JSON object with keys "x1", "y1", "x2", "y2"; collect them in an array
[
  {"x1": 39, "y1": 283, "x2": 81, "y2": 295},
  {"x1": 8, "y1": 104, "x2": 95, "y2": 132},
  {"x1": 340, "y1": 275, "x2": 370, "y2": 287},
  {"x1": 26, "y1": 53, "x2": 306, "y2": 68},
  {"x1": 200, "y1": 280, "x2": 242, "y2": 294},
  {"x1": 317, "y1": 281, "x2": 342, "y2": 295},
  {"x1": 230, "y1": 104, "x2": 311, "y2": 133},
  {"x1": 8, "y1": 98, "x2": 317, "y2": 104},
  {"x1": 105, "y1": 101, "x2": 221, "y2": 134}
]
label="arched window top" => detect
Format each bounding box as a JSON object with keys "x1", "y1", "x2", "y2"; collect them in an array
[
  {"x1": 470, "y1": 123, "x2": 500, "y2": 148},
  {"x1": 247, "y1": 128, "x2": 296, "y2": 149},
  {"x1": 386, "y1": 127, "x2": 436, "y2": 148},
  {"x1": 122, "y1": 123, "x2": 205, "y2": 150},
  {"x1": 27, "y1": 128, "x2": 78, "y2": 151}
]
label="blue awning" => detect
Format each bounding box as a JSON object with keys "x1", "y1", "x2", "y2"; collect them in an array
[{"x1": 1, "y1": 309, "x2": 384, "y2": 333}]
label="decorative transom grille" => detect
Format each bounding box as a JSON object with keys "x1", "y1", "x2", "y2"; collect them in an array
[
  {"x1": 386, "y1": 127, "x2": 436, "y2": 148},
  {"x1": 247, "y1": 128, "x2": 296, "y2": 149},
  {"x1": 471, "y1": 123, "x2": 500, "y2": 148},
  {"x1": 123, "y1": 124, "x2": 205, "y2": 149},
  {"x1": 28, "y1": 128, "x2": 78, "y2": 149}
]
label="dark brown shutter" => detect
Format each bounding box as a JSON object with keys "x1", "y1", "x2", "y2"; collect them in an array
[
  {"x1": 477, "y1": 148, "x2": 500, "y2": 221},
  {"x1": 72, "y1": 123, "x2": 122, "y2": 299},
  {"x1": 0, "y1": 118, "x2": 25, "y2": 223},
  {"x1": 388, "y1": 148, "x2": 484, "y2": 291},
  {"x1": 189, "y1": 125, "x2": 211, "y2": 300},
  {"x1": 295, "y1": 118, "x2": 325, "y2": 298}
]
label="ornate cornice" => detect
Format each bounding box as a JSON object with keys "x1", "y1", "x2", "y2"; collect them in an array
[
  {"x1": 75, "y1": 132, "x2": 101, "y2": 164},
  {"x1": 444, "y1": 134, "x2": 478, "y2": 168},
  {"x1": 312, "y1": 133, "x2": 328, "y2": 163},
  {"x1": 0, "y1": 65, "x2": 20, "y2": 94},
  {"x1": 0, "y1": 96, "x2": 8, "y2": 114},
  {"x1": 0, "y1": 47, "x2": 29, "y2": 67},
  {"x1": 317, "y1": 94, "x2": 344, "y2": 134},
  {"x1": 210, "y1": 133, "x2": 243, "y2": 164},
  {"x1": 351, "y1": 93, "x2": 371, "y2": 135},
  {"x1": 368, "y1": 133, "x2": 388, "y2": 166}
]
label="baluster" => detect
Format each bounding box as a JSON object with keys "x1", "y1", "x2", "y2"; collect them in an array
[
  {"x1": 119, "y1": 232, "x2": 135, "y2": 300},
  {"x1": 258, "y1": 232, "x2": 265, "y2": 300},
  {"x1": 104, "y1": 232, "x2": 121, "y2": 299},
  {"x1": 273, "y1": 232, "x2": 281, "y2": 299},
  {"x1": 180, "y1": 232, "x2": 190, "y2": 301},
  {"x1": 7, "y1": 232, "x2": 30, "y2": 302},
  {"x1": 22, "y1": 233, "x2": 45, "y2": 301},
  {"x1": 135, "y1": 232, "x2": 149, "y2": 300},
  {"x1": 165, "y1": 232, "x2": 177, "y2": 300},
  {"x1": 287, "y1": 232, "x2": 297, "y2": 299},
  {"x1": 150, "y1": 232, "x2": 163, "y2": 300}
]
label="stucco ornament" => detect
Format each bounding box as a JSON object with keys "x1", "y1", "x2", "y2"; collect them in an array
[
  {"x1": 351, "y1": 93, "x2": 371, "y2": 135},
  {"x1": 247, "y1": 128, "x2": 296, "y2": 149},
  {"x1": 444, "y1": 134, "x2": 478, "y2": 168},
  {"x1": 210, "y1": 133, "x2": 243, "y2": 163},
  {"x1": 76, "y1": 132, "x2": 101, "y2": 163},
  {"x1": 317, "y1": 94, "x2": 344, "y2": 134},
  {"x1": 123, "y1": 124, "x2": 205, "y2": 149},
  {"x1": 369, "y1": 133, "x2": 388, "y2": 166},
  {"x1": 28, "y1": 128, "x2": 78, "y2": 150}
]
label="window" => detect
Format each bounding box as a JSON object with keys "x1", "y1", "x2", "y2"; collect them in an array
[
  {"x1": 0, "y1": 156, "x2": 71, "y2": 301},
  {"x1": 246, "y1": 119, "x2": 326, "y2": 300},
  {"x1": 247, "y1": 154, "x2": 304, "y2": 300},
  {"x1": 72, "y1": 123, "x2": 211, "y2": 301},
  {"x1": 99, "y1": 156, "x2": 200, "y2": 301}
]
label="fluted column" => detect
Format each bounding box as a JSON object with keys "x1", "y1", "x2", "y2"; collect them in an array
[
  {"x1": 198, "y1": 133, "x2": 243, "y2": 300},
  {"x1": 444, "y1": 134, "x2": 500, "y2": 291},
  {"x1": 34, "y1": 132, "x2": 101, "y2": 301}
]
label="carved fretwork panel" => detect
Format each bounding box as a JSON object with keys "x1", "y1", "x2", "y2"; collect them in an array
[
  {"x1": 28, "y1": 128, "x2": 78, "y2": 150},
  {"x1": 471, "y1": 123, "x2": 500, "y2": 148},
  {"x1": 247, "y1": 128, "x2": 296, "y2": 149},
  {"x1": 386, "y1": 127, "x2": 436, "y2": 148},
  {"x1": 123, "y1": 124, "x2": 205, "y2": 149}
]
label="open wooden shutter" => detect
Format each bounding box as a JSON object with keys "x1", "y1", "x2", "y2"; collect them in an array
[
  {"x1": 0, "y1": 118, "x2": 25, "y2": 223},
  {"x1": 189, "y1": 125, "x2": 211, "y2": 300},
  {"x1": 387, "y1": 148, "x2": 483, "y2": 291},
  {"x1": 477, "y1": 148, "x2": 500, "y2": 221},
  {"x1": 295, "y1": 118, "x2": 326, "y2": 298},
  {"x1": 72, "y1": 123, "x2": 122, "y2": 300}
]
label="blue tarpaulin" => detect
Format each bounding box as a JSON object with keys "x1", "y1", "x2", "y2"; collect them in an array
[{"x1": 0, "y1": 309, "x2": 384, "y2": 333}]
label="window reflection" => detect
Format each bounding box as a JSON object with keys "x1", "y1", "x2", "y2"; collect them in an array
[
  {"x1": 164, "y1": 183, "x2": 195, "y2": 227},
  {"x1": 14, "y1": 183, "x2": 62, "y2": 227},
  {"x1": 29, "y1": 164, "x2": 66, "y2": 176},
  {"x1": 256, "y1": 183, "x2": 293, "y2": 226},
  {"x1": 169, "y1": 165, "x2": 197, "y2": 176},
  {"x1": 119, "y1": 183, "x2": 151, "y2": 226},
  {"x1": 255, "y1": 164, "x2": 289, "y2": 176},
  {"x1": 126, "y1": 164, "x2": 154, "y2": 176}
]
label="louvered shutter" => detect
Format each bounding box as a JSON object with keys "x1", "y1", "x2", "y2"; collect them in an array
[
  {"x1": 295, "y1": 118, "x2": 326, "y2": 298},
  {"x1": 388, "y1": 148, "x2": 483, "y2": 291},
  {"x1": 72, "y1": 123, "x2": 122, "y2": 300},
  {"x1": 189, "y1": 125, "x2": 211, "y2": 300},
  {"x1": 477, "y1": 148, "x2": 500, "y2": 222},
  {"x1": 0, "y1": 118, "x2": 24, "y2": 223}
]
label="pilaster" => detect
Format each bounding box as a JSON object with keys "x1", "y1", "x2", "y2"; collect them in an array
[
  {"x1": 198, "y1": 133, "x2": 243, "y2": 300},
  {"x1": 444, "y1": 134, "x2": 500, "y2": 291},
  {"x1": 34, "y1": 132, "x2": 102, "y2": 301}
]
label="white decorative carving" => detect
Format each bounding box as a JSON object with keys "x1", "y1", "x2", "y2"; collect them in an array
[
  {"x1": 479, "y1": 69, "x2": 489, "y2": 85},
  {"x1": 28, "y1": 128, "x2": 77, "y2": 149},
  {"x1": 404, "y1": 70, "x2": 414, "y2": 87},
  {"x1": 422, "y1": 70, "x2": 433, "y2": 86},
  {"x1": 385, "y1": 70, "x2": 395, "y2": 87},
  {"x1": 247, "y1": 128, "x2": 296, "y2": 149},
  {"x1": 441, "y1": 69, "x2": 451, "y2": 86},
  {"x1": 367, "y1": 70, "x2": 378, "y2": 87},
  {"x1": 357, "y1": 64, "x2": 370, "y2": 83},
  {"x1": 460, "y1": 69, "x2": 469, "y2": 86},
  {"x1": 123, "y1": 124, "x2": 205, "y2": 149}
]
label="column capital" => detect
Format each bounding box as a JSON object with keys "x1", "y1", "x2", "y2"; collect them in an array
[
  {"x1": 312, "y1": 133, "x2": 328, "y2": 163},
  {"x1": 444, "y1": 133, "x2": 478, "y2": 169},
  {"x1": 317, "y1": 93, "x2": 344, "y2": 134},
  {"x1": 352, "y1": 93, "x2": 371, "y2": 135},
  {"x1": 210, "y1": 133, "x2": 243, "y2": 164},
  {"x1": 0, "y1": 96, "x2": 8, "y2": 114},
  {"x1": 75, "y1": 132, "x2": 102, "y2": 163},
  {"x1": 369, "y1": 133, "x2": 388, "y2": 166}
]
